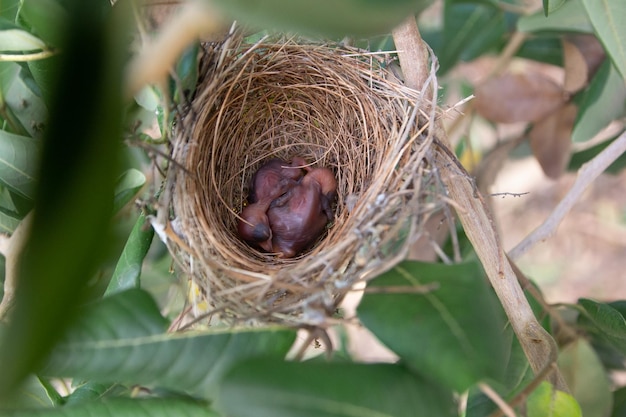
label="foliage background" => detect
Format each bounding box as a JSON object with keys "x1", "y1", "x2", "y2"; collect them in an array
[{"x1": 0, "y1": 0, "x2": 625, "y2": 416}]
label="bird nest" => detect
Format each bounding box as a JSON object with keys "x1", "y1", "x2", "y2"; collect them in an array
[{"x1": 161, "y1": 33, "x2": 449, "y2": 327}]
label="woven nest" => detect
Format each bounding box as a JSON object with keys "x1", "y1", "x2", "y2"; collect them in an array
[{"x1": 163, "y1": 33, "x2": 449, "y2": 326}]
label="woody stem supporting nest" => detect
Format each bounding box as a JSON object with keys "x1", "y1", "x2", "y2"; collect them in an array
[{"x1": 392, "y1": 17, "x2": 569, "y2": 392}]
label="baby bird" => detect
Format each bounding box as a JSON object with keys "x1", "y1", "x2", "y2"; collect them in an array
[
  {"x1": 237, "y1": 200, "x2": 273, "y2": 252},
  {"x1": 267, "y1": 166, "x2": 337, "y2": 258},
  {"x1": 248, "y1": 157, "x2": 306, "y2": 204},
  {"x1": 238, "y1": 157, "x2": 307, "y2": 251}
]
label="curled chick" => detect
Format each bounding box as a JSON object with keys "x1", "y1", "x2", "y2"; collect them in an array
[
  {"x1": 267, "y1": 169, "x2": 336, "y2": 258},
  {"x1": 248, "y1": 157, "x2": 306, "y2": 204},
  {"x1": 237, "y1": 199, "x2": 273, "y2": 252}
]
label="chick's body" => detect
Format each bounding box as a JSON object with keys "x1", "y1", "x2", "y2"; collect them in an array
[
  {"x1": 248, "y1": 158, "x2": 305, "y2": 203},
  {"x1": 268, "y1": 167, "x2": 336, "y2": 258}
]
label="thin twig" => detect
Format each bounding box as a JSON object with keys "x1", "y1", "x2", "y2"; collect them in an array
[
  {"x1": 479, "y1": 382, "x2": 517, "y2": 417},
  {"x1": 509, "y1": 130, "x2": 626, "y2": 259}
]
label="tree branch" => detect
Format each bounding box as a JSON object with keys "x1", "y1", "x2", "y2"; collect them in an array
[
  {"x1": 509, "y1": 130, "x2": 626, "y2": 259},
  {"x1": 391, "y1": 16, "x2": 569, "y2": 391}
]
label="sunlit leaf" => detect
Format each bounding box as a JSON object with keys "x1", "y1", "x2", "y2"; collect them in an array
[
  {"x1": 113, "y1": 168, "x2": 146, "y2": 213},
  {"x1": 0, "y1": 131, "x2": 40, "y2": 200},
  {"x1": 579, "y1": 298, "x2": 626, "y2": 355},
  {"x1": 0, "y1": 398, "x2": 218, "y2": 417},
  {"x1": 211, "y1": 0, "x2": 435, "y2": 37},
  {"x1": 106, "y1": 213, "x2": 154, "y2": 295},
  {"x1": 519, "y1": 0, "x2": 593, "y2": 34},
  {"x1": 572, "y1": 60, "x2": 626, "y2": 142},
  {"x1": 527, "y1": 381, "x2": 582, "y2": 417},
  {"x1": 558, "y1": 339, "x2": 613, "y2": 417},
  {"x1": 581, "y1": 0, "x2": 626, "y2": 81},
  {"x1": 0, "y1": 19, "x2": 46, "y2": 52},
  {"x1": 217, "y1": 359, "x2": 455, "y2": 417},
  {"x1": 357, "y1": 261, "x2": 507, "y2": 392}
]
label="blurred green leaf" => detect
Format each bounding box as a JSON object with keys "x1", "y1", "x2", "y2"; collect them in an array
[
  {"x1": 106, "y1": 213, "x2": 154, "y2": 295},
  {"x1": 581, "y1": 0, "x2": 626, "y2": 81},
  {"x1": 579, "y1": 298, "x2": 626, "y2": 355},
  {"x1": 0, "y1": 0, "x2": 20, "y2": 21},
  {"x1": 18, "y1": 0, "x2": 68, "y2": 47},
  {"x1": 0, "y1": 207, "x2": 20, "y2": 234},
  {"x1": 212, "y1": 0, "x2": 435, "y2": 37},
  {"x1": 4, "y1": 66, "x2": 47, "y2": 139},
  {"x1": 544, "y1": 0, "x2": 568, "y2": 16},
  {"x1": 0, "y1": 398, "x2": 218, "y2": 417},
  {"x1": 0, "y1": 18, "x2": 46, "y2": 52},
  {"x1": 172, "y1": 43, "x2": 199, "y2": 105},
  {"x1": 613, "y1": 386, "x2": 626, "y2": 417},
  {"x1": 527, "y1": 381, "x2": 582, "y2": 417},
  {"x1": 357, "y1": 260, "x2": 507, "y2": 392},
  {"x1": 42, "y1": 289, "x2": 296, "y2": 398},
  {"x1": 568, "y1": 134, "x2": 626, "y2": 173},
  {"x1": 0, "y1": 130, "x2": 40, "y2": 199},
  {"x1": 517, "y1": 36, "x2": 564, "y2": 66},
  {"x1": 519, "y1": 0, "x2": 593, "y2": 34},
  {"x1": 217, "y1": 359, "x2": 455, "y2": 417},
  {"x1": 572, "y1": 60, "x2": 626, "y2": 143},
  {"x1": 113, "y1": 168, "x2": 146, "y2": 213},
  {"x1": 63, "y1": 381, "x2": 128, "y2": 406},
  {"x1": 0, "y1": 375, "x2": 54, "y2": 410},
  {"x1": 0, "y1": 0, "x2": 130, "y2": 398},
  {"x1": 558, "y1": 339, "x2": 612, "y2": 417},
  {"x1": 438, "y1": 1, "x2": 505, "y2": 75}
]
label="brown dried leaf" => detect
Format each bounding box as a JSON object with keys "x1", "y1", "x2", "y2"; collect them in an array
[
  {"x1": 563, "y1": 39, "x2": 588, "y2": 93},
  {"x1": 566, "y1": 34, "x2": 606, "y2": 80},
  {"x1": 529, "y1": 103, "x2": 578, "y2": 179},
  {"x1": 475, "y1": 72, "x2": 567, "y2": 124}
]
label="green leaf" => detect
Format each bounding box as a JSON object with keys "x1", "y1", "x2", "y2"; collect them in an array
[
  {"x1": 527, "y1": 381, "x2": 582, "y2": 417},
  {"x1": 113, "y1": 168, "x2": 146, "y2": 213},
  {"x1": 557, "y1": 339, "x2": 613, "y2": 417},
  {"x1": 0, "y1": 19, "x2": 46, "y2": 52},
  {"x1": 517, "y1": 36, "x2": 564, "y2": 66},
  {"x1": 217, "y1": 359, "x2": 455, "y2": 417},
  {"x1": 106, "y1": 213, "x2": 154, "y2": 295},
  {"x1": 42, "y1": 289, "x2": 296, "y2": 398},
  {"x1": 0, "y1": 130, "x2": 40, "y2": 200},
  {"x1": 438, "y1": 1, "x2": 506, "y2": 75},
  {"x1": 581, "y1": 0, "x2": 626, "y2": 81},
  {"x1": 18, "y1": 0, "x2": 68, "y2": 47},
  {"x1": 212, "y1": 0, "x2": 436, "y2": 37},
  {"x1": 544, "y1": 0, "x2": 568, "y2": 16},
  {"x1": 4, "y1": 66, "x2": 48, "y2": 139},
  {"x1": 0, "y1": 398, "x2": 218, "y2": 417},
  {"x1": 63, "y1": 381, "x2": 128, "y2": 406},
  {"x1": 613, "y1": 386, "x2": 626, "y2": 417},
  {"x1": 0, "y1": 375, "x2": 54, "y2": 410},
  {"x1": 0, "y1": 208, "x2": 20, "y2": 234},
  {"x1": 357, "y1": 260, "x2": 507, "y2": 392},
  {"x1": 579, "y1": 298, "x2": 626, "y2": 355},
  {"x1": 0, "y1": 0, "x2": 130, "y2": 398},
  {"x1": 568, "y1": 135, "x2": 626, "y2": 173},
  {"x1": 519, "y1": 0, "x2": 593, "y2": 34},
  {"x1": 572, "y1": 60, "x2": 626, "y2": 143}
]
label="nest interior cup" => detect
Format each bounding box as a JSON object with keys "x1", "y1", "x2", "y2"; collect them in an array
[{"x1": 167, "y1": 33, "x2": 442, "y2": 326}]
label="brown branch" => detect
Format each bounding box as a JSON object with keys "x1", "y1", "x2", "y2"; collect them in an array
[
  {"x1": 391, "y1": 17, "x2": 569, "y2": 392},
  {"x1": 509, "y1": 130, "x2": 626, "y2": 259}
]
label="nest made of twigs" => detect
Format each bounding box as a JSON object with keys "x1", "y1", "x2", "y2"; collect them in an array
[{"x1": 162, "y1": 32, "x2": 448, "y2": 326}]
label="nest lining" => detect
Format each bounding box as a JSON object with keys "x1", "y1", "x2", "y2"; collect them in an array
[{"x1": 165, "y1": 34, "x2": 447, "y2": 326}]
